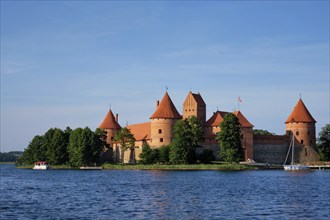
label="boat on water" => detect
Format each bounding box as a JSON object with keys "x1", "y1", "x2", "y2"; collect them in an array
[
  {"x1": 283, "y1": 136, "x2": 310, "y2": 171},
  {"x1": 33, "y1": 161, "x2": 50, "y2": 170}
]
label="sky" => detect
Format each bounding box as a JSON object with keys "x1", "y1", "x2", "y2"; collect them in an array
[{"x1": 1, "y1": 1, "x2": 329, "y2": 152}]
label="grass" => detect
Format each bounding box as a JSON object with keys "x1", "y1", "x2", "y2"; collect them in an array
[
  {"x1": 102, "y1": 163, "x2": 254, "y2": 171},
  {"x1": 15, "y1": 162, "x2": 254, "y2": 171}
]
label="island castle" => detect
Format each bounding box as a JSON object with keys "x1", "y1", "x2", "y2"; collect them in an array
[{"x1": 99, "y1": 91, "x2": 320, "y2": 164}]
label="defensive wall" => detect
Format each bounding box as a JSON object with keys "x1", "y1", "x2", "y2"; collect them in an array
[{"x1": 253, "y1": 134, "x2": 289, "y2": 164}]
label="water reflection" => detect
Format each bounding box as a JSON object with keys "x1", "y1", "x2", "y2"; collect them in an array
[{"x1": 0, "y1": 165, "x2": 329, "y2": 219}]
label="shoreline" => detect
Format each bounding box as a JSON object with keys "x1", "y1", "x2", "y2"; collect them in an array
[
  {"x1": 13, "y1": 162, "x2": 330, "y2": 171},
  {"x1": 15, "y1": 163, "x2": 255, "y2": 171}
]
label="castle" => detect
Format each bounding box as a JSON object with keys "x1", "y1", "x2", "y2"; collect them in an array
[{"x1": 99, "y1": 91, "x2": 320, "y2": 164}]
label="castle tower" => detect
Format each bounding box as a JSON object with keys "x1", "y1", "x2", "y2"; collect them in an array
[
  {"x1": 234, "y1": 111, "x2": 254, "y2": 161},
  {"x1": 285, "y1": 98, "x2": 319, "y2": 163},
  {"x1": 150, "y1": 92, "x2": 182, "y2": 148},
  {"x1": 182, "y1": 91, "x2": 206, "y2": 124},
  {"x1": 99, "y1": 109, "x2": 121, "y2": 147}
]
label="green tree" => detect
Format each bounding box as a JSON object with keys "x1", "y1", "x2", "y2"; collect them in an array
[
  {"x1": 216, "y1": 113, "x2": 243, "y2": 163},
  {"x1": 188, "y1": 116, "x2": 204, "y2": 147},
  {"x1": 68, "y1": 127, "x2": 98, "y2": 167},
  {"x1": 139, "y1": 143, "x2": 159, "y2": 164},
  {"x1": 317, "y1": 124, "x2": 330, "y2": 161},
  {"x1": 68, "y1": 128, "x2": 84, "y2": 167},
  {"x1": 114, "y1": 127, "x2": 136, "y2": 164},
  {"x1": 170, "y1": 119, "x2": 196, "y2": 164},
  {"x1": 19, "y1": 135, "x2": 46, "y2": 164},
  {"x1": 158, "y1": 145, "x2": 170, "y2": 164},
  {"x1": 253, "y1": 129, "x2": 274, "y2": 135},
  {"x1": 46, "y1": 128, "x2": 69, "y2": 165},
  {"x1": 92, "y1": 128, "x2": 109, "y2": 163},
  {"x1": 198, "y1": 149, "x2": 215, "y2": 164}
]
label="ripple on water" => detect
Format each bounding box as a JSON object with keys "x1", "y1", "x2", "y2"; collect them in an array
[{"x1": 1, "y1": 166, "x2": 330, "y2": 219}]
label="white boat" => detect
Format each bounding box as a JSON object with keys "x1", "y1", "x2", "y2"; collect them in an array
[
  {"x1": 283, "y1": 136, "x2": 310, "y2": 171},
  {"x1": 33, "y1": 161, "x2": 50, "y2": 170}
]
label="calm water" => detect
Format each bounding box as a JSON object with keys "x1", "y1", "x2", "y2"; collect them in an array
[{"x1": 1, "y1": 164, "x2": 329, "y2": 219}]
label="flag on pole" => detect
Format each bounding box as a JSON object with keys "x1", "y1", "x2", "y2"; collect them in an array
[{"x1": 238, "y1": 96, "x2": 242, "y2": 102}]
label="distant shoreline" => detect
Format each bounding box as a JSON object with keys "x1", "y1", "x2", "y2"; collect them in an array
[{"x1": 0, "y1": 162, "x2": 16, "y2": 164}]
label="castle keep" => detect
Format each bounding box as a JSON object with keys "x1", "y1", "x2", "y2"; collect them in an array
[{"x1": 99, "y1": 91, "x2": 319, "y2": 164}]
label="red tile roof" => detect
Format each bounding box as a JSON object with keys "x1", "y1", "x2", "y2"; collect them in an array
[
  {"x1": 205, "y1": 110, "x2": 253, "y2": 127},
  {"x1": 127, "y1": 122, "x2": 151, "y2": 141},
  {"x1": 191, "y1": 92, "x2": 206, "y2": 107},
  {"x1": 285, "y1": 99, "x2": 316, "y2": 123},
  {"x1": 233, "y1": 111, "x2": 254, "y2": 127},
  {"x1": 150, "y1": 92, "x2": 182, "y2": 119},
  {"x1": 99, "y1": 109, "x2": 121, "y2": 129},
  {"x1": 205, "y1": 111, "x2": 229, "y2": 127}
]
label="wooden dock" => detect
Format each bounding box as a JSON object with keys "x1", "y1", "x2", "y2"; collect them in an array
[{"x1": 308, "y1": 165, "x2": 330, "y2": 170}]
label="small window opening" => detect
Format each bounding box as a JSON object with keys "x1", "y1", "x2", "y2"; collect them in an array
[
  {"x1": 305, "y1": 148, "x2": 308, "y2": 156},
  {"x1": 301, "y1": 140, "x2": 304, "y2": 144},
  {"x1": 160, "y1": 138, "x2": 163, "y2": 142},
  {"x1": 158, "y1": 129, "x2": 162, "y2": 134},
  {"x1": 296, "y1": 131, "x2": 299, "y2": 135}
]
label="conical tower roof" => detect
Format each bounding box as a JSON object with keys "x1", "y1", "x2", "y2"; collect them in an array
[
  {"x1": 285, "y1": 99, "x2": 316, "y2": 123},
  {"x1": 150, "y1": 92, "x2": 182, "y2": 119},
  {"x1": 99, "y1": 109, "x2": 121, "y2": 129}
]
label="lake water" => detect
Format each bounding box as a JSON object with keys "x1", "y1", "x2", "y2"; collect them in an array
[{"x1": 1, "y1": 164, "x2": 329, "y2": 219}]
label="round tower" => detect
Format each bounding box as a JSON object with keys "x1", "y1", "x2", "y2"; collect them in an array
[
  {"x1": 285, "y1": 98, "x2": 319, "y2": 162},
  {"x1": 99, "y1": 109, "x2": 121, "y2": 147},
  {"x1": 150, "y1": 92, "x2": 182, "y2": 148}
]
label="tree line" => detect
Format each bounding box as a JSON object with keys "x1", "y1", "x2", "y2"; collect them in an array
[
  {"x1": 17, "y1": 127, "x2": 108, "y2": 167},
  {"x1": 0, "y1": 151, "x2": 23, "y2": 162}
]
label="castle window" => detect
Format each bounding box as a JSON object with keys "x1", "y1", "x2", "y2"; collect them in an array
[
  {"x1": 111, "y1": 137, "x2": 114, "y2": 140},
  {"x1": 301, "y1": 140, "x2": 304, "y2": 144},
  {"x1": 158, "y1": 129, "x2": 162, "y2": 134},
  {"x1": 296, "y1": 131, "x2": 299, "y2": 136},
  {"x1": 160, "y1": 138, "x2": 163, "y2": 142},
  {"x1": 305, "y1": 148, "x2": 308, "y2": 156}
]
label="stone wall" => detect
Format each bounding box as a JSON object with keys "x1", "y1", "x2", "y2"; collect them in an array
[{"x1": 253, "y1": 135, "x2": 289, "y2": 164}]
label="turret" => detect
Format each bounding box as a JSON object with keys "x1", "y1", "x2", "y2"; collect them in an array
[
  {"x1": 285, "y1": 98, "x2": 319, "y2": 162},
  {"x1": 99, "y1": 109, "x2": 121, "y2": 147},
  {"x1": 150, "y1": 92, "x2": 182, "y2": 148}
]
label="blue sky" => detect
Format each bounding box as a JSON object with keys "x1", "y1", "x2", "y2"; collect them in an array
[{"x1": 1, "y1": 1, "x2": 329, "y2": 152}]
